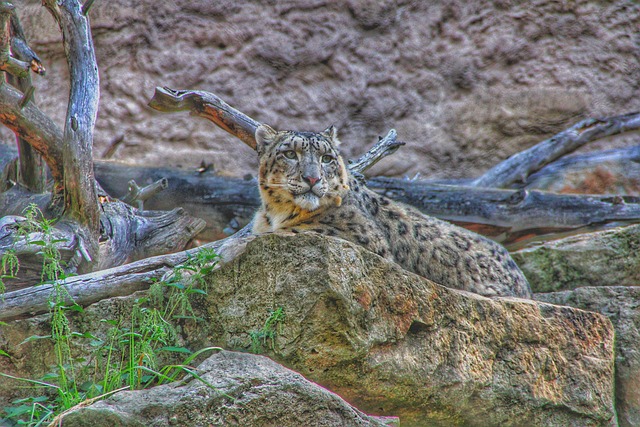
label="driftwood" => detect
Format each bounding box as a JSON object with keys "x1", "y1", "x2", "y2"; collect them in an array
[
  {"x1": 0, "y1": 230, "x2": 256, "y2": 321},
  {"x1": 471, "y1": 111, "x2": 640, "y2": 188},
  {"x1": 91, "y1": 158, "x2": 640, "y2": 247},
  {"x1": 524, "y1": 145, "x2": 640, "y2": 193},
  {"x1": 0, "y1": 3, "x2": 205, "y2": 290},
  {"x1": 147, "y1": 87, "x2": 404, "y2": 176}
]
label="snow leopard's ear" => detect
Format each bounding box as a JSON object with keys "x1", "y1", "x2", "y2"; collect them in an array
[
  {"x1": 321, "y1": 125, "x2": 340, "y2": 147},
  {"x1": 255, "y1": 124, "x2": 279, "y2": 156}
]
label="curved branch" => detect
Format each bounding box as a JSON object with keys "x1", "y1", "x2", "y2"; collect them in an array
[
  {"x1": 471, "y1": 111, "x2": 640, "y2": 188},
  {"x1": 347, "y1": 129, "x2": 405, "y2": 175},
  {"x1": 43, "y1": 0, "x2": 100, "y2": 269},
  {"x1": 0, "y1": 82, "x2": 63, "y2": 183},
  {"x1": 148, "y1": 86, "x2": 260, "y2": 150},
  {"x1": 148, "y1": 87, "x2": 405, "y2": 173}
]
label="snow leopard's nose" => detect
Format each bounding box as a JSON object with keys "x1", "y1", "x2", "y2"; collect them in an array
[{"x1": 303, "y1": 175, "x2": 320, "y2": 187}]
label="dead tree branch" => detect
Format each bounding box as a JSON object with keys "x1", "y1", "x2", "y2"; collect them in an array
[
  {"x1": 0, "y1": 229, "x2": 254, "y2": 321},
  {"x1": 147, "y1": 87, "x2": 403, "y2": 174},
  {"x1": 148, "y1": 87, "x2": 261, "y2": 150},
  {"x1": 43, "y1": 0, "x2": 101, "y2": 269},
  {"x1": 471, "y1": 111, "x2": 640, "y2": 189},
  {"x1": 0, "y1": 81, "x2": 64, "y2": 183},
  {"x1": 347, "y1": 129, "x2": 405, "y2": 175},
  {"x1": 6, "y1": 7, "x2": 46, "y2": 192}
]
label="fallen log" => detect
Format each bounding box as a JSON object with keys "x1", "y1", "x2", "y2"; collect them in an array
[
  {"x1": 91, "y1": 159, "x2": 640, "y2": 248},
  {"x1": 470, "y1": 111, "x2": 640, "y2": 188},
  {"x1": 0, "y1": 184, "x2": 206, "y2": 291},
  {"x1": 524, "y1": 145, "x2": 640, "y2": 194},
  {"x1": 0, "y1": 226, "x2": 255, "y2": 321},
  {"x1": 4, "y1": 86, "x2": 640, "y2": 321}
]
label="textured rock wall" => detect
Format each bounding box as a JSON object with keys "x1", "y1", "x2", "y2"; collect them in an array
[
  {"x1": 536, "y1": 287, "x2": 640, "y2": 427},
  {"x1": 7, "y1": 0, "x2": 640, "y2": 179}
]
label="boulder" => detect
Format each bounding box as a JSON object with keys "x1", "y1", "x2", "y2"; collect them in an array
[
  {"x1": 512, "y1": 224, "x2": 640, "y2": 292},
  {"x1": 0, "y1": 234, "x2": 618, "y2": 426},
  {"x1": 536, "y1": 287, "x2": 640, "y2": 427},
  {"x1": 200, "y1": 233, "x2": 616, "y2": 426},
  {"x1": 61, "y1": 350, "x2": 395, "y2": 427}
]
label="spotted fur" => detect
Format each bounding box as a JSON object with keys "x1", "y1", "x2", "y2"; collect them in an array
[{"x1": 253, "y1": 125, "x2": 532, "y2": 298}]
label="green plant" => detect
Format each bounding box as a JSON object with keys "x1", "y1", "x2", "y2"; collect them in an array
[
  {"x1": 0, "y1": 218, "x2": 222, "y2": 426},
  {"x1": 0, "y1": 249, "x2": 19, "y2": 298},
  {"x1": 250, "y1": 307, "x2": 286, "y2": 353}
]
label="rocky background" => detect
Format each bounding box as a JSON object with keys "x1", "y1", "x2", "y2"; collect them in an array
[
  {"x1": 1, "y1": 2, "x2": 640, "y2": 426},
  {"x1": 5, "y1": 0, "x2": 640, "y2": 180}
]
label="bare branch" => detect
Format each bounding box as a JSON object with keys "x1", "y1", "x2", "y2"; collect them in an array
[
  {"x1": 43, "y1": 0, "x2": 100, "y2": 269},
  {"x1": 6, "y1": 8, "x2": 46, "y2": 192},
  {"x1": 148, "y1": 86, "x2": 260, "y2": 150},
  {"x1": 0, "y1": 229, "x2": 254, "y2": 321},
  {"x1": 0, "y1": 82, "x2": 63, "y2": 183},
  {"x1": 148, "y1": 87, "x2": 405, "y2": 173},
  {"x1": 0, "y1": 2, "x2": 30, "y2": 79},
  {"x1": 348, "y1": 129, "x2": 405, "y2": 175},
  {"x1": 120, "y1": 178, "x2": 168, "y2": 209},
  {"x1": 9, "y1": 7, "x2": 46, "y2": 76},
  {"x1": 471, "y1": 111, "x2": 640, "y2": 188}
]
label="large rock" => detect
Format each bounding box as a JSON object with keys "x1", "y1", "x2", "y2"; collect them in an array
[
  {"x1": 61, "y1": 350, "x2": 395, "y2": 427},
  {"x1": 0, "y1": 234, "x2": 618, "y2": 426},
  {"x1": 536, "y1": 287, "x2": 640, "y2": 427},
  {"x1": 7, "y1": 1, "x2": 640, "y2": 180},
  {"x1": 512, "y1": 224, "x2": 640, "y2": 293},
  {"x1": 200, "y1": 233, "x2": 616, "y2": 426}
]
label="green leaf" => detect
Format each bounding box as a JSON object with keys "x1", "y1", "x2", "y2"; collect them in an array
[
  {"x1": 19, "y1": 335, "x2": 51, "y2": 345},
  {"x1": 158, "y1": 346, "x2": 192, "y2": 354},
  {"x1": 70, "y1": 331, "x2": 97, "y2": 340},
  {"x1": 172, "y1": 315, "x2": 204, "y2": 322},
  {"x1": 185, "y1": 288, "x2": 207, "y2": 295},
  {"x1": 64, "y1": 304, "x2": 84, "y2": 313},
  {"x1": 3, "y1": 404, "x2": 32, "y2": 417}
]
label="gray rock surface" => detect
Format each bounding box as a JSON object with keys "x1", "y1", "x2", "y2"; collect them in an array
[
  {"x1": 513, "y1": 224, "x2": 640, "y2": 293},
  {"x1": 7, "y1": 1, "x2": 640, "y2": 179},
  {"x1": 0, "y1": 233, "x2": 619, "y2": 426},
  {"x1": 536, "y1": 287, "x2": 640, "y2": 427},
  {"x1": 61, "y1": 350, "x2": 394, "y2": 427},
  {"x1": 200, "y1": 233, "x2": 616, "y2": 427}
]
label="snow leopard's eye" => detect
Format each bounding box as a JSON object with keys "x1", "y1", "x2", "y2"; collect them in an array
[
  {"x1": 283, "y1": 150, "x2": 297, "y2": 159},
  {"x1": 321, "y1": 154, "x2": 334, "y2": 164}
]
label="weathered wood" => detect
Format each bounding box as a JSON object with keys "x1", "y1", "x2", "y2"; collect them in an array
[
  {"x1": 0, "y1": 228, "x2": 255, "y2": 321},
  {"x1": 148, "y1": 87, "x2": 404, "y2": 175},
  {"x1": 94, "y1": 161, "x2": 258, "y2": 242},
  {"x1": 0, "y1": 193, "x2": 206, "y2": 291},
  {"x1": 0, "y1": 72, "x2": 63, "y2": 183},
  {"x1": 120, "y1": 178, "x2": 169, "y2": 209},
  {"x1": 471, "y1": 111, "x2": 640, "y2": 188},
  {"x1": 347, "y1": 129, "x2": 405, "y2": 175},
  {"x1": 0, "y1": 3, "x2": 31, "y2": 79},
  {"x1": 93, "y1": 158, "x2": 640, "y2": 248},
  {"x1": 148, "y1": 87, "x2": 261, "y2": 151},
  {"x1": 366, "y1": 177, "x2": 640, "y2": 248},
  {"x1": 10, "y1": 7, "x2": 46, "y2": 76},
  {"x1": 6, "y1": 10, "x2": 46, "y2": 193},
  {"x1": 524, "y1": 145, "x2": 640, "y2": 194},
  {"x1": 43, "y1": 0, "x2": 100, "y2": 269}
]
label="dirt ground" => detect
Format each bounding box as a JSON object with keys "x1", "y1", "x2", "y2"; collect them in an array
[{"x1": 6, "y1": 0, "x2": 640, "y2": 180}]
